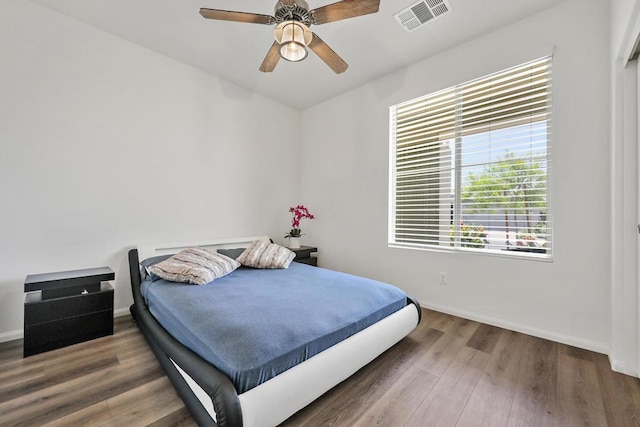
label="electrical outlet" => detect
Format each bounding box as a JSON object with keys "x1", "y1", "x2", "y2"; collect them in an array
[{"x1": 439, "y1": 272, "x2": 447, "y2": 285}]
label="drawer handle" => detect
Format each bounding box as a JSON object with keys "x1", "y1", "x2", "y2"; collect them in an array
[{"x1": 81, "y1": 289, "x2": 88, "y2": 295}]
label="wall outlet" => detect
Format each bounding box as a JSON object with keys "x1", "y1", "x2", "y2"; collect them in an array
[{"x1": 439, "y1": 272, "x2": 447, "y2": 285}]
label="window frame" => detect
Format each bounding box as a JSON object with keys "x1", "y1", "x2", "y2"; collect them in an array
[{"x1": 388, "y1": 57, "x2": 553, "y2": 261}]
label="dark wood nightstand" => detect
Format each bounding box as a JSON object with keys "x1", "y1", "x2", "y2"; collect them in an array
[
  {"x1": 23, "y1": 267, "x2": 115, "y2": 357},
  {"x1": 291, "y1": 246, "x2": 318, "y2": 266}
]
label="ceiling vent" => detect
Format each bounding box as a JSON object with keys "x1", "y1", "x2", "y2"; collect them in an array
[{"x1": 394, "y1": 0, "x2": 452, "y2": 32}]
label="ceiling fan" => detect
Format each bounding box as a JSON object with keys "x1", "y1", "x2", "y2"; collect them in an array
[{"x1": 199, "y1": 0, "x2": 380, "y2": 74}]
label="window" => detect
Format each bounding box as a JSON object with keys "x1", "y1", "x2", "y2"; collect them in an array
[{"x1": 389, "y1": 57, "x2": 552, "y2": 258}]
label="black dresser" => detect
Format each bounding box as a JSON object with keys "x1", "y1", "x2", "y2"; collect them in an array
[{"x1": 23, "y1": 267, "x2": 115, "y2": 357}]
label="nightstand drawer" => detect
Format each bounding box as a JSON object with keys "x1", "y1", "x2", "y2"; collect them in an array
[
  {"x1": 290, "y1": 246, "x2": 318, "y2": 267},
  {"x1": 294, "y1": 257, "x2": 318, "y2": 266},
  {"x1": 24, "y1": 284, "x2": 113, "y2": 326},
  {"x1": 24, "y1": 310, "x2": 113, "y2": 357},
  {"x1": 292, "y1": 248, "x2": 315, "y2": 260}
]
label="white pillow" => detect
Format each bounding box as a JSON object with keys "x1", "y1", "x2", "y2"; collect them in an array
[
  {"x1": 236, "y1": 240, "x2": 295, "y2": 269},
  {"x1": 148, "y1": 247, "x2": 240, "y2": 285}
]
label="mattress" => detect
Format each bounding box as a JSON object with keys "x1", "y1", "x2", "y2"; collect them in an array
[{"x1": 140, "y1": 261, "x2": 407, "y2": 393}]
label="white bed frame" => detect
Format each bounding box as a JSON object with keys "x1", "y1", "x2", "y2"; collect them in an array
[{"x1": 133, "y1": 236, "x2": 420, "y2": 427}]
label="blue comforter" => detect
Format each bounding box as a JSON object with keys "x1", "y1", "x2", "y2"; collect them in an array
[{"x1": 141, "y1": 262, "x2": 407, "y2": 394}]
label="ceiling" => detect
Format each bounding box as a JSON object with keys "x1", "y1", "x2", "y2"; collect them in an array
[{"x1": 28, "y1": 0, "x2": 565, "y2": 110}]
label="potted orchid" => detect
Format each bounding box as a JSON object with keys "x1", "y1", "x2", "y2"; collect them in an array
[{"x1": 284, "y1": 205, "x2": 315, "y2": 248}]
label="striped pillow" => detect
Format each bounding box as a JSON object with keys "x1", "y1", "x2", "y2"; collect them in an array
[
  {"x1": 236, "y1": 240, "x2": 295, "y2": 269},
  {"x1": 148, "y1": 247, "x2": 240, "y2": 285}
]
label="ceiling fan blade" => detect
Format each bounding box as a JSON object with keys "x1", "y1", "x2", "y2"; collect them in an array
[
  {"x1": 199, "y1": 8, "x2": 275, "y2": 25},
  {"x1": 311, "y1": 0, "x2": 380, "y2": 25},
  {"x1": 259, "y1": 42, "x2": 281, "y2": 72},
  {"x1": 308, "y1": 33, "x2": 348, "y2": 74}
]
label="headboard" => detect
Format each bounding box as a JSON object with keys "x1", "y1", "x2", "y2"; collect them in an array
[{"x1": 136, "y1": 235, "x2": 269, "y2": 262}]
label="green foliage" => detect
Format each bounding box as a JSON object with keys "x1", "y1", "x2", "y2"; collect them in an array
[
  {"x1": 462, "y1": 150, "x2": 546, "y2": 236},
  {"x1": 287, "y1": 228, "x2": 302, "y2": 237},
  {"x1": 451, "y1": 223, "x2": 489, "y2": 249},
  {"x1": 533, "y1": 217, "x2": 547, "y2": 236}
]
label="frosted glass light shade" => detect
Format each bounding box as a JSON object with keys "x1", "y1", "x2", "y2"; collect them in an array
[{"x1": 274, "y1": 21, "x2": 312, "y2": 62}]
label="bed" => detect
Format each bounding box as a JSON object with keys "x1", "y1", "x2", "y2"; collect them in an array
[{"x1": 128, "y1": 236, "x2": 421, "y2": 427}]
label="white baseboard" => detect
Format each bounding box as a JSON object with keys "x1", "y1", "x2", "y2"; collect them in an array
[
  {"x1": 609, "y1": 355, "x2": 638, "y2": 377},
  {"x1": 0, "y1": 329, "x2": 23, "y2": 343},
  {"x1": 0, "y1": 307, "x2": 133, "y2": 344},
  {"x1": 420, "y1": 301, "x2": 610, "y2": 355},
  {"x1": 114, "y1": 307, "x2": 131, "y2": 317}
]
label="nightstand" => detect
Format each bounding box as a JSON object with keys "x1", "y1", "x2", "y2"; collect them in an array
[
  {"x1": 291, "y1": 246, "x2": 318, "y2": 266},
  {"x1": 23, "y1": 267, "x2": 115, "y2": 357}
]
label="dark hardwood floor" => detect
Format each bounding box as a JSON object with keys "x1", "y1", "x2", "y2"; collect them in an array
[{"x1": 1, "y1": 309, "x2": 640, "y2": 426}]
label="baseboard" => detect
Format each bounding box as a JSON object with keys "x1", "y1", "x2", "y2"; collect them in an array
[
  {"x1": 114, "y1": 307, "x2": 131, "y2": 318},
  {"x1": 420, "y1": 301, "x2": 610, "y2": 355},
  {"x1": 609, "y1": 355, "x2": 638, "y2": 377},
  {"x1": 0, "y1": 307, "x2": 132, "y2": 344},
  {"x1": 0, "y1": 329, "x2": 23, "y2": 343}
]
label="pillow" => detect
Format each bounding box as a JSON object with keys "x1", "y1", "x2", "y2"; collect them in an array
[
  {"x1": 148, "y1": 247, "x2": 240, "y2": 285},
  {"x1": 217, "y1": 248, "x2": 246, "y2": 260},
  {"x1": 236, "y1": 240, "x2": 295, "y2": 269},
  {"x1": 140, "y1": 254, "x2": 173, "y2": 281}
]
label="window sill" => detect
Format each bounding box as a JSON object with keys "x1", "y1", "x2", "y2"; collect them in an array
[{"x1": 388, "y1": 242, "x2": 553, "y2": 262}]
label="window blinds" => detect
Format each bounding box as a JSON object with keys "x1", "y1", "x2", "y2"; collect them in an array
[{"x1": 390, "y1": 57, "x2": 552, "y2": 257}]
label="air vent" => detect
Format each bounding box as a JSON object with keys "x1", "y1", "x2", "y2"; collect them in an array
[{"x1": 394, "y1": 0, "x2": 452, "y2": 32}]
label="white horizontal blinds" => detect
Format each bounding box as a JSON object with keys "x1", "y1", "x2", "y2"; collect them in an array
[
  {"x1": 391, "y1": 56, "x2": 552, "y2": 255},
  {"x1": 459, "y1": 59, "x2": 551, "y2": 136},
  {"x1": 458, "y1": 57, "x2": 552, "y2": 254},
  {"x1": 393, "y1": 88, "x2": 456, "y2": 246}
]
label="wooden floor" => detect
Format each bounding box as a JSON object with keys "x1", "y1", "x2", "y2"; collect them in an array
[{"x1": 2, "y1": 309, "x2": 640, "y2": 427}]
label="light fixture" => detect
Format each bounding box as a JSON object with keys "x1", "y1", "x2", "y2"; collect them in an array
[{"x1": 274, "y1": 20, "x2": 312, "y2": 62}]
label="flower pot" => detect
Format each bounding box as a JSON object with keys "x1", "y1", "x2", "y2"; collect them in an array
[{"x1": 288, "y1": 237, "x2": 301, "y2": 249}]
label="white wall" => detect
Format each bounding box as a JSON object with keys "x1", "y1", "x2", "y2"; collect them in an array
[
  {"x1": 300, "y1": 0, "x2": 611, "y2": 353},
  {"x1": 612, "y1": 0, "x2": 640, "y2": 57},
  {"x1": 0, "y1": 1, "x2": 300, "y2": 339}
]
